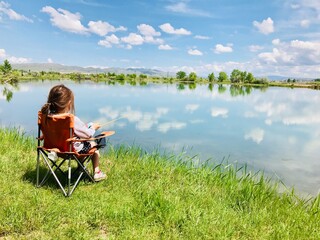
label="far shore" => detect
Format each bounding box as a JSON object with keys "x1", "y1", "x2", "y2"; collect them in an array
[{"x1": 1, "y1": 70, "x2": 320, "y2": 91}]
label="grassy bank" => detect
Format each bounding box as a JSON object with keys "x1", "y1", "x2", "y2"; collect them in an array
[{"x1": 1, "y1": 128, "x2": 320, "y2": 239}]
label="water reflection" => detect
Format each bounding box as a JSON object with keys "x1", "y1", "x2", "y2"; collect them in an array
[
  {"x1": 0, "y1": 79, "x2": 19, "y2": 102},
  {"x1": 1, "y1": 80, "x2": 320, "y2": 196}
]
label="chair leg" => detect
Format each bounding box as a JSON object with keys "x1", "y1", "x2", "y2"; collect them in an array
[
  {"x1": 68, "y1": 158, "x2": 72, "y2": 197},
  {"x1": 39, "y1": 150, "x2": 68, "y2": 196},
  {"x1": 36, "y1": 150, "x2": 40, "y2": 187},
  {"x1": 37, "y1": 150, "x2": 96, "y2": 197},
  {"x1": 68, "y1": 155, "x2": 95, "y2": 196}
]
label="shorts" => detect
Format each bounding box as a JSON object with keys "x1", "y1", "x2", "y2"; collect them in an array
[{"x1": 73, "y1": 139, "x2": 95, "y2": 154}]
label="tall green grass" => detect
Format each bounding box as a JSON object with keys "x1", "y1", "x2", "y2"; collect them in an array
[{"x1": 0, "y1": 128, "x2": 319, "y2": 239}]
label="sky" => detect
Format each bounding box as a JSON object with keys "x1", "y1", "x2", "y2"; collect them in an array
[{"x1": 0, "y1": 0, "x2": 319, "y2": 78}]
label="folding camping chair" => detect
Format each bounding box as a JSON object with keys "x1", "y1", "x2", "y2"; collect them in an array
[{"x1": 36, "y1": 111, "x2": 115, "y2": 197}]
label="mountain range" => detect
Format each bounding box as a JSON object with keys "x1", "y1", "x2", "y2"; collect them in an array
[
  {"x1": 12, "y1": 63, "x2": 172, "y2": 77},
  {"x1": 11, "y1": 63, "x2": 314, "y2": 81}
]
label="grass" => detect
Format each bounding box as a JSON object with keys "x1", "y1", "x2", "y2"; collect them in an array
[{"x1": 1, "y1": 128, "x2": 320, "y2": 239}]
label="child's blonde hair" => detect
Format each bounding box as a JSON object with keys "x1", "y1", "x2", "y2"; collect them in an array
[{"x1": 41, "y1": 84, "x2": 75, "y2": 115}]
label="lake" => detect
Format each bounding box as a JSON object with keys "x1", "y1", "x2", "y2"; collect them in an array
[{"x1": 1, "y1": 80, "x2": 320, "y2": 196}]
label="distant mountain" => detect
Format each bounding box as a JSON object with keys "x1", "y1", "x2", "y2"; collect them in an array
[
  {"x1": 12, "y1": 63, "x2": 173, "y2": 77},
  {"x1": 264, "y1": 75, "x2": 288, "y2": 81},
  {"x1": 255, "y1": 75, "x2": 315, "y2": 81}
]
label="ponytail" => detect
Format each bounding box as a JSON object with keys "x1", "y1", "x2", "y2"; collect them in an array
[{"x1": 41, "y1": 102, "x2": 51, "y2": 115}]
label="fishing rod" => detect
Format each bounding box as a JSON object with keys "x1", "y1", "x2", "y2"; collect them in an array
[{"x1": 100, "y1": 116, "x2": 126, "y2": 127}]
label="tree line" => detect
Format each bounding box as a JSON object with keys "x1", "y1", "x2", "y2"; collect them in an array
[
  {"x1": 176, "y1": 70, "x2": 268, "y2": 84},
  {"x1": 1, "y1": 59, "x2": 319, "y2": 87}
]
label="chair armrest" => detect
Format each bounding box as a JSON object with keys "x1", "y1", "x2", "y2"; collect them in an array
[{"x1": 66, "y1": 131, "x2": 115, "y2": 142}]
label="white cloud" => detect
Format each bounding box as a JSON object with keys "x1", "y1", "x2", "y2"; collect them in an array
[
  {"x1": 0, "y1": 1, "x2": 33, "y2": 22},
  {"x1": 272, "y1": 39, "x2": 281, "y2": 45},
  {"x1": 99, "y1": 106, "x2": 120, "y2": 120},
  {"x1": 88, "y1": 20, "x2": 126, "y2": 36},
  {"x1": 194, "y1": 35, "x2": 210, "y2": 40},
  {"x1": 185, "y1": 104, "x2": 199, "y2": 113},
  {"x1": 159, "y1": 23, "x2": 191, "y2": 35},
  {"x1": 137, "y1": 24, "x2": 163, "y2": 44},
  {"x1": 98, "y1": 34, "x2": 120, "y2": 48},
  {"x1": 291, "y1": 4, "x2": 300, "y2": 9},
  {"x1": 98, "y1": 33, "x2": 161, "y2": 50},
  {"x1": 0, "y1": 48, "x2": 5, "y2": 58},
  {"x1": 106, "y1": 34, "x2": 120, "y2": 44},
  {"x1": 188, "y1": 49, "x2": 203, "y2": 56},
  {"x1": 258, "y1": 48, "x2": 293, "y2": 64},
  {"x1": 189, "y1": 119, "x2": 205, "y2": 124},
  {"x1": 158, "y1": 44, "x2": 173, "y2": 50},
  {"x1": 47, "y1": 58, "x2": 53, "y2": 63},
  {"x1": 299, "y1": 0, "x2": 320, "y2": 13},
  {"x1": 214, "y1": 44, "x2": 233, "y2": 54},
  {"x1": 157, "y1": 121, "x2": 187, "y2": 133},
  {"x1": 253, "y1": 17, "x2": 274, "y2": 35},
  {"x1": 8, "y1": 56, "x2": 31, "y2": 63},
  {"x1": 121, "y1": 33, "x2": 144, "y2": 46},
  {"x1": 244, "y1": 111, "x2": 257, "y2": 118},
  {"x1": 143, "y1": 35, "x2": 164, "y2": 44},
  {"x1": 300, "y1": 19, "x2": 310, "y2": 28},
  {"x1": 258, "y1": 39, "x2": 320, "y2": 65},
  {"x1": 156, "y1": 107, "x2": 169, "y2": 115},
  {"x1": 165, "y1": 2, "x2": 211, "y2": 17},
  {"x1": 138, "y1": 24, "x2": 160, "y2": 37},
  {"x1": 283, "y1": 114, "x2": 320, "y2": 125},
  {"x1": 0, "y1": 48, "x2": 31, "y2": 63},
  {"x1": 265, "y1": 119, "x2": 273, "y2": 125},
  {"x1": 254, "y1": 102, "x2": 286, "y2": 117},
  {"x1": 244, "y1": 128, "x2": 265, "y2": 144},
  {"x1": 249, "y1": 45, "x2": 264, "y2": 52},
  {"x1": 211, "y1": 107, "x2": 228, "y2": 118},
  {"x1": 100, "y1": 106, "x2": 170, "y2": 132},
  {"x1": 136, "y1": 113, "x2": 158, "y2": 131},
  {"x1": 41, "y1": 6, "x2": 88, "y2": 34},
  {"x1": 166, "y1": 2, "x2": 189, "y2": 13}
]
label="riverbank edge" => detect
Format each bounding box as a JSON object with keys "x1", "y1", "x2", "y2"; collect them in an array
[
  {"x1": 2, "y1": 74, "x2": 320, "y2": 91},
  {"x1": 1, "y1": 127, "x2": 320, "y2": 239}
]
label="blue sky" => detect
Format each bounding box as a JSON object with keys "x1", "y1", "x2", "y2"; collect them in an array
[{"x1": 0, "y1": 0, "x2": 319, "y2": 78}]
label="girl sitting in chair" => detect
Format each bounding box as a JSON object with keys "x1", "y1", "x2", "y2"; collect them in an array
[{"x1": 40, "y1": 84, "x2": 107, "y2": 181}]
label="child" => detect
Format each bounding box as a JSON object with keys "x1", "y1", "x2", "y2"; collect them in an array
[{"x1": 40, "y1": 84, "x2": 106, "y2": 181}]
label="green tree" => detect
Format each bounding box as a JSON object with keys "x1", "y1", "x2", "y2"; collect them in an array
[
  {"x1": 208, "y1": 72, "x2": 215, "y2": 82},
  {"x1": 188, "y1": 72, "x2": 197, "y2": 82},
  {"x1": 230, "y1": 69, "x2": 242, "y2": 83},
  {"x1": 116, "y1": 73, "x2": 125, "y2": 81},
  {"x1": 245, "y1": 72, "x2": 255, "y2": 83},
  {"x1": 139, "y1": 74, "x2": 147, "y2": 79},
  {"x1": 127, "y1": 73, "x2": 137, "y2": 79},
  {"x1": 0, "y1": 59, "x2": 12, "y2": 75},
  {"x1": 218, "y1": 71, "x2": 228, "y2": 82},
  {"x1": 176, "y1": 71, "x2": 186, "y2": 80}
]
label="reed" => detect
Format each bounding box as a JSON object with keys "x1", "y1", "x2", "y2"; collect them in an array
[{"x1": 0, "y1": 128, "x2": 319, "y2": 239}]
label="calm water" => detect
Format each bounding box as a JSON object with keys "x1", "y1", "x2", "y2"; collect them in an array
[{"x1": 1, "y1": 80, "x2": 320, "y2": 196}]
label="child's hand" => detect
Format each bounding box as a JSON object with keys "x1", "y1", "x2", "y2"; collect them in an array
[{"x1": 92, "y1": 123, "x2": 101, "y2": 130}]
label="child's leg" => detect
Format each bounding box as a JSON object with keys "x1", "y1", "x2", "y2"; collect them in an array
[
  {"x1": 89, "y1": 141, "x2": 106, "y2": 181},
  {"x1": 92, "y1": 150, "x2": 100, "y2": 173},
  {"x1": 89, "y1": 141, "x2": 100, "y2": 173}
]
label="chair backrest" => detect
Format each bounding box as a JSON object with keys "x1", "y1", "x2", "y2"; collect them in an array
[{"x1": 38, "y1": 111, "x2": 75, "y2": 152}]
